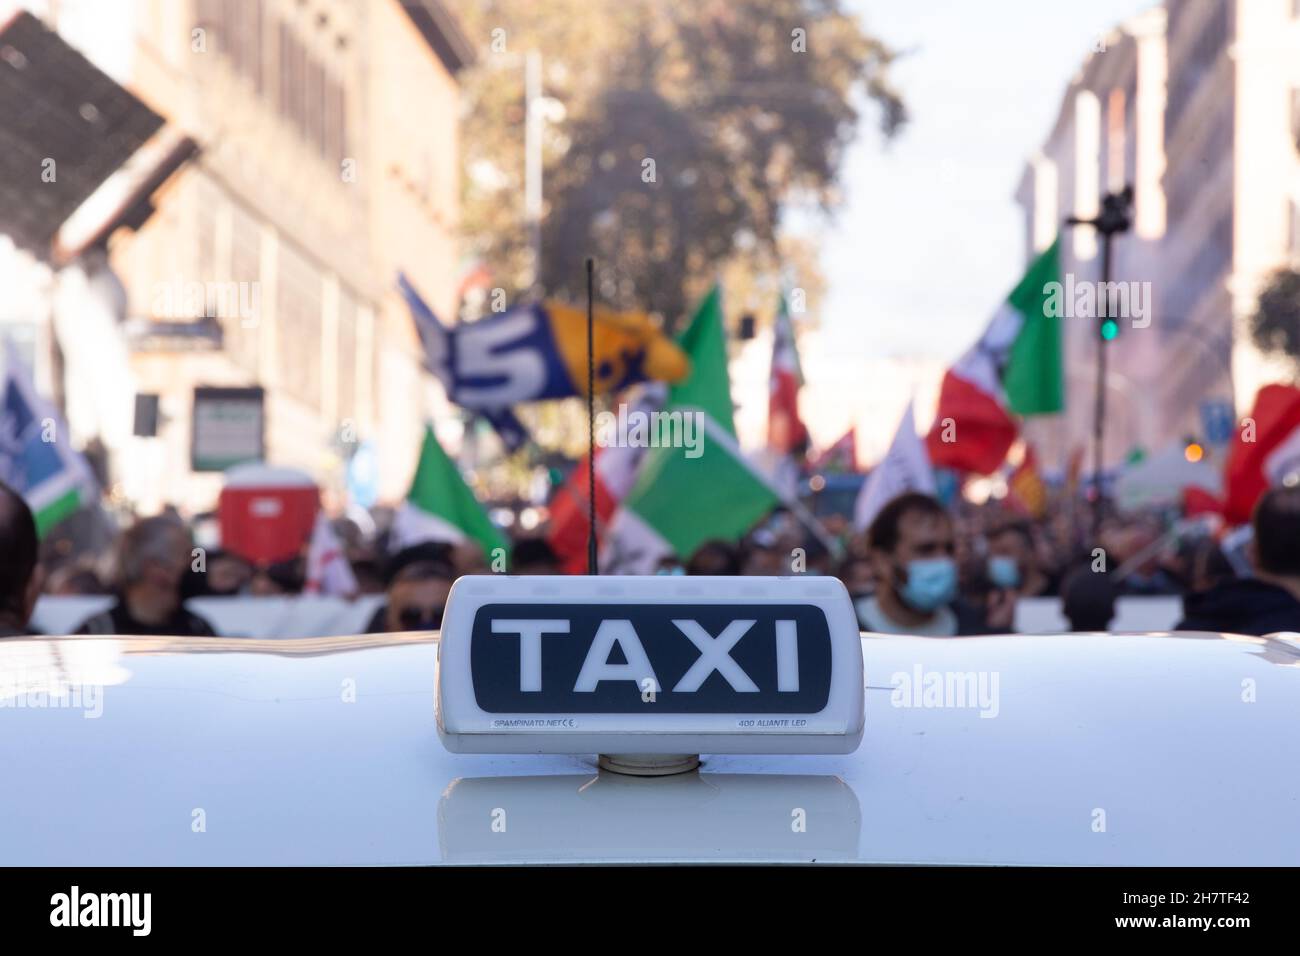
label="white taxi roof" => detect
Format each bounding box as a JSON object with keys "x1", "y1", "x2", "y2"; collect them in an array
[{"x1": 0, "y1": 630, "x2": 1296, "y2": 865}]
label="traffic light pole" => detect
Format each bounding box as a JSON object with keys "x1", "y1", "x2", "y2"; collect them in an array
[
  {"x1": 1092, "y1": 230, "x2": 1112, "y2": 537},
  {"x1": 1067, "y1": 186, "x2": 1133, "y2": 540}
]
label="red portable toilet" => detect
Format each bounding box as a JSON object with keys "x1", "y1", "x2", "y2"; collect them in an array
[{"x1": 218, "y1": 465, "x2": 320, "y2": 566}]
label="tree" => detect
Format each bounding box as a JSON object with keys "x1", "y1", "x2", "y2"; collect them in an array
[
  {"x1": 1251, "y1": 267, "x2": 1300, "y2": 372},
  {"x1": 456, "y1": 0, "x2": 905, "y2": 330}
]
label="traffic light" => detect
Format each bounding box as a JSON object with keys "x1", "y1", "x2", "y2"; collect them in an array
[
  {"x1": 1099, "y1": 317, "x2": 1120, "y2": 341},
  {"x1": 1183, "y1": 439, "x2": 1204, "y2": 463}
]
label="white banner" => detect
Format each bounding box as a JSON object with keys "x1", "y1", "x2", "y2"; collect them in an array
[
  {"x1": 29, "y1": 594, "x2": 1184, "y2": 639},
  {"x1": 1014, "y1": 595, "x2": 1182, "y2": 634},
  {"x1": 32, "y1": 595, "x2": 386, "y2": 639}
]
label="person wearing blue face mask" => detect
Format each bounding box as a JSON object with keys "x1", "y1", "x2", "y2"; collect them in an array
[
  {"x1": 986, "y1": 554, "x2": 1021, "y2": 590},
  {"x1": 986, "y1": 521, "x2": 1057, "y2": 597},
  {"x1": 857, "y1": 492, "x2": 1015, "y2": 636}
]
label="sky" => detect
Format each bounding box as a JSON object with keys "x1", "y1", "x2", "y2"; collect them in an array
[
  {"x1": 740, "y1": 0, "x2": 1159, "y2": 457},
  {"x1": 810, "y1": 0, "x2": 1157, "y2": 365}
]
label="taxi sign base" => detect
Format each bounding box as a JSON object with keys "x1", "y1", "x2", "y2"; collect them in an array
[{"x1": 598, "y1": 753, "x2": 700, "y2": 776}]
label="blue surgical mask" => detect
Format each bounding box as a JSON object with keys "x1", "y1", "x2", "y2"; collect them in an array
[
  {"x1": 988, "y1": 555, "x2": 1021, "y2": 590},
  {"x1": 898, "y1": 557, "x2": 958, "y2": 612}
]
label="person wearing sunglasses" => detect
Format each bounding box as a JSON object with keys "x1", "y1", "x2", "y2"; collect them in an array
[{"x1": 365, "y1": 543, "x2": 456, "y2": 634}]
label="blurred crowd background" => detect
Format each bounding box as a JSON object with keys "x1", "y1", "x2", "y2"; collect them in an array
[{"x1": 5, "y1": 474, "x2": 1298, "y2": 642}]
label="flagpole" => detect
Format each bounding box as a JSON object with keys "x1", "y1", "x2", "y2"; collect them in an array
[{"x1": 586, "y1": 257, "x2": 599, "y2": 575}]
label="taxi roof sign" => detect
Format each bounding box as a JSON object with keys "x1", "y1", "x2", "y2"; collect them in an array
[{"x1": 436, "y1": 575, "x2": 864, "y2": 760}]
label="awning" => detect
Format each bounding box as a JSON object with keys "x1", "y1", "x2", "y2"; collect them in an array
[{"x1": 0, "y1": 9, "x2": 163, "y2": 259}]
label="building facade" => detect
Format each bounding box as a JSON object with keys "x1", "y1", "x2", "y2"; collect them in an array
[
  {"x1": 1017, "y1": 6, "x2": 1169, "y2": 470},
  {"x1": 1018, "y1": 0, "x2": 1300, "y2": 471},
  {"x1": 11, "y1": 0, "x2": 472, "y2": 514}
]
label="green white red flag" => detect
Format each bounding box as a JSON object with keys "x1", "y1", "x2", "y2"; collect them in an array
[{"x1": 926, "y1": 238, "x2": 1064, "y2": 475}]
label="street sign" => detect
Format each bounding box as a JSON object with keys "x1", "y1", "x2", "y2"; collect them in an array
[
  {"x1": 191, "y1": 386, "x2": 264, "y2": 472},
  {"x1": 1200, "y1": 399, "x2": 1236, "y2": 446},
  {"x1": 132, "y1": 393, "x2": 160, "y2": 437},
  {"x1": 436, "y1": 575, "x2": 864, "y2": 759}
]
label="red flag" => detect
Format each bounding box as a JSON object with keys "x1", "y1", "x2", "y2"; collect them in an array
[
  {"x1": 1182, "y1": 486, "x2": 1224, "y2": 519},
  {"x1": 926, "y1": 369, "x2": 1018, "y2": 475},
  {"x1": 547, "y1": 391, "x2": 663, "y2": 573},
  {"x1": 1222, "y1": 384, "x2": 1300, "y2": 525},
  {"x1": 547, "y1": 452, "x2": 621, "y2": 575}
]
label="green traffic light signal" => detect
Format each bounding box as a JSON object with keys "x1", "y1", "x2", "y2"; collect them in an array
[{"x1": 1100, "y1": 318, "x2": 1119, "y2": 341}]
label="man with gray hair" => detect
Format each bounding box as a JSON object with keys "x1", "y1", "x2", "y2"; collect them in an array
[{"x1": 76, "y1": 515, "x2": 216, "y2": 636}]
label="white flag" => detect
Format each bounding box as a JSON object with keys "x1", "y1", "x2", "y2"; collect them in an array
[
  {"x1": 304, "y1": 511, "x2": 358, "y2": 597},
  {"x1": 853, "y1": 401, "x2": 936, "y2": 532},
  {"x1": 1264, "y1": 422, "x2": 1300, "y2": 487}
]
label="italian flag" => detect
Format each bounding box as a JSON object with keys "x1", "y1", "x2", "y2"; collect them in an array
[
  {"x1": 547, "y1": 385, "x2": 665, "y2": 574},
  {"x1": 768, "y1": 292, "x2": 807, "y2": 455},
  {"x1": 1222, "y1": 383, "x2": 1300, "y2": 525},
  {"x1": 390, "y1": 425, "x2": 508, "y2": 560},
  {"x1": 925, "y1": 238, "x2": 1064, "y2": 475},
  {"x1": 602, "y1": 287, "x2": 783, "y2": 572}
]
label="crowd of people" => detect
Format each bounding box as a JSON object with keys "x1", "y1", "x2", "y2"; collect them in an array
[
  {"x1": 844, "y1": 487, "x2": 1300, "y2": 637},
  {"x1": 1, "y1": 476, "x2": 1299, "y2": 640}
]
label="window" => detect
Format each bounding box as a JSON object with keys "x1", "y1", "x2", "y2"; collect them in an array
[
  {"x1": 306, "y1": 60, "x2": 325, "y2": 157},
  {"x1": 196, "y1": 0, "x2": 221, "y2": 36},
  {"x1": 337, "y1": 289, "x2": 357, "y2": 423},
  {"x1": 200, "y1": 0, "x2": 263, "y2": 90},
  {"x1": 195, "y1": 183, "x2": 217, "y2": 288},
  {"x1": 1289, "y1": 198, "x2": 1300, "y2": 257},
  {"x1": 229, "y1": 206, "x2": 262, "y2": 373},
  {"x1": 271, "y1": 18, "x2": 344, "y2": 162},
  {"x1": 1106, "y1": 88, "x2": 1127, "y2": 192},
  {"x1": 278, "y1": 21, "x2": 294, "y2": 120},
  {"x1": 246, "y1": 0, "x2": 265, "y2": 92},
  {"x1": 1163, "y1": 207, "x2": 1233, "y2": 325},
  {"x1": 289, "y1": 31, "x2": 307, "y2": 133},
  {"x1": 228, "y1": 0, "x2": 247, "y2": 78},
  {"x1": 1291, "y1": 88, "x2": 1300, "y2": 151},
  {"x1": 1165, "y1": 1, "x2": 1230, "y2": 139},
  {"x1": 324, "y1": 77, "x2": 346, "y2": 165},
  {"x1": 1166, "y1": 106, "x2": 1233, "y2": 227},
  {"x1": 276, "y1": 243, "x2": 323, "y2": 409}
]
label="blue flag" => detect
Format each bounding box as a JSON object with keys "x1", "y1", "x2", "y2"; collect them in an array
[
  {"x1": 398, "y1": 274, "x2": 689, "y2": 450},
  {"x1": 0, "y1": 343, "x2": 93, "y2": 535}
]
